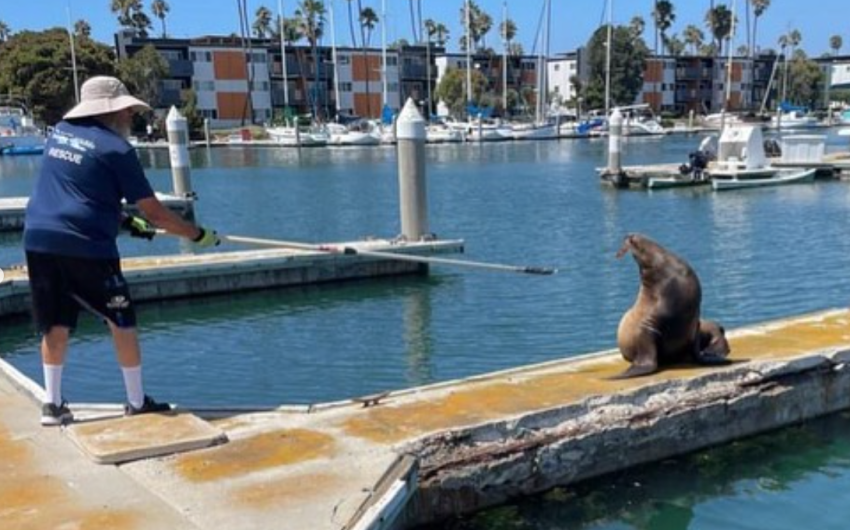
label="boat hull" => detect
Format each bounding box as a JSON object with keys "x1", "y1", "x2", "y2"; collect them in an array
[{"x1": 711, "y1": 169, "x2": 817, "y2": 191}]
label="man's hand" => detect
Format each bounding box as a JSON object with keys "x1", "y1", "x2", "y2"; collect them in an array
[
  {"x1": 121, "y1": 214, "x2": 156, "y2": 240},
  {"x1": 193, "y1": 227, "x2": 221, "y2": 248}
]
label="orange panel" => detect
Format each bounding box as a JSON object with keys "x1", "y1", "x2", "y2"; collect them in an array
[
  {"x1": 216, "y1": 92, "x2": 249, "y2": 120},
  {"x1": 352, "y1": 55, "x2": 381, "y2": 82},
  {"x1": 213, "y1": 50, "x2": 247, "y2": 80},
  {"x1": 732, "y1": 63, "x2": 743, "y2": 82},
  {"x1": 353, "y1": 93, "x2": 382, "y2": 118},
  {"x1": 644, "y1": 61, "x2": 663, "y2": 83}
]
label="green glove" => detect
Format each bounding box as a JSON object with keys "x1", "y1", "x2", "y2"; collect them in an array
[
  {"x1": 121, "y1": 214, "x2": 156, "y2": 240},
  {"x1": 193, "y1": 227, "x2": 221, "y2": 247}
]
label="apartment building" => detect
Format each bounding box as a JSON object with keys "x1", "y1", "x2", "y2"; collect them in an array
[{"x1": 548, "y1": 53, "x2": 579, "y2": 108}]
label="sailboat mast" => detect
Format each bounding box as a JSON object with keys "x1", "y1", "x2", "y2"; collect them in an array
[
  {"x1": 67, "y1": 0, "x2": 80, "y2": 104},
  {"x1": 277, "y1": 0, "x2": 290, "y2": 110},
  {"x1": 465, "y1": 0, "x2": 472, "y2": 112},
  {"x1": 329, "y1": 0, "x2": 341, "y2": 119},
  {"x1": 605, "y1": 0, "x2": 613, "y2": 117},
  {"x1": 720, "y1": 0, "x2": 737, "y2": 130},
  {"x1": 502, "y1": 1, "x2": 508, "y2": 115},
  {"x1": 381, "y1": 0, "x2": 388, "y2": 108},
  {"x1": 543, "y1": 0, "x2": 551, "y2": 122}
]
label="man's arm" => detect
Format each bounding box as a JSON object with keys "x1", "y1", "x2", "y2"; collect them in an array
[{"x1": 135, "y1": 196, "x2": 202, "y2": 240}]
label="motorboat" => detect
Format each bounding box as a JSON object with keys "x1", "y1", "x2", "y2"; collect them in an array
[
  {"x1": 444, "y1": 117, "x2": 512, "y2": 142},
  {"x1": 425, "y1": 123, "x2": 464, "y2": 143},
  {"x1": 510, "y1": 121, "x2": 560, "y2": 141},
  {"x1": 707, "y1": 125, "x2": 816, "y2": 190},
  {"x1": 0, "y1": 99, "x2": 46, "y2": 156}
]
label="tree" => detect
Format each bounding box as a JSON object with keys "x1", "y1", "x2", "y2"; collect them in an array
[
  {"x1": 705, "y1": 4, "x2": 733, "y2": 57},
  {"x1": 253, "y1": 5, "x2": 273, "y2": 38},
  {"x1": 459, "y1": 1, "x2": 491, "y2": 51},
  {"x1": 751, "y1": 0, "x2": 770, "y2": 54},
  {"x1": 683, "y1": 24, "x2": 704, "y2": 55},
  {"x1": 179, "y1": 88, "x2": 204, "y2": 138},
  {"x1": 344, "y1": 0, "x2": 358, "y2": 47},
  {"x1": 652, "y1": 0, "x2": 675, "y2": 54},
  {"x1": 295, "y1": 0, "x2": 326, "y2": 119},
  {"x1": 666, "y1": 34, "x2": 686, "y2": 56},
  {"x1": 629, "y1": 16, "x2": 645, "y2": 42},
  {"x1": 151, "y1": 0, "x2": 170, "y2": 38},
  {"x1": 116, "y1": 44, "x2": 168, "y2": 111},
  {"x1": 583, "y1": 24, "x2": 650, "y2": 110},
  {"x1": 434, "y1": 67, "x2": 488, "y2": 118},
  {"x1": 0, "y1": 20, "x2": 11, "y2": 42},
  {"x1": 74, "y1": 20, "x2": 92, "y2": 39},
  {"x1": 111, "y1": 0, "x2": 152, "y2": 37},
  {"x1": 786, "y1": 52, "x2": 825, "y2": 109},
  {"x1": 499, "y1": 18, "x2": 516, "y2": 47},
  {"x1": 360, "y1": 6, "x2": 378, "y2": 116},
  {"x1": 830, "y1": 35, "x2": 843, "y2": 56},
  {"x1": 0, "y1": 28, "x2": 115, "y2": 124}
]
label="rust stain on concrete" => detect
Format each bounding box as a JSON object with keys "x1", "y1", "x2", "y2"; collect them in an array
[
  {"x1": 234, "y1": 472, "x2": 337, "y2": 508},
  {"x1": 343, "y1": 311, "x2": 850, "y2": 444},
  {"x1": 174, "y1": 428, "x2": 335, "y2": 482}
]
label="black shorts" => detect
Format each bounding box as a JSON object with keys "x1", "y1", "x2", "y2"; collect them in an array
[{"x1": 25, "y1": 251, "x2": 137, "y2": 332}]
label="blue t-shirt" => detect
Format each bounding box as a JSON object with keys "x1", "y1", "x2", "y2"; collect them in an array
[{"x1": 24, "y1": 119, "x2": 154, "y2": 259}]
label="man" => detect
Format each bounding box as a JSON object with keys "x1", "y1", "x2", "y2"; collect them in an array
[{"x1": 24, "y1": 76, "x2": 220, "y2": 426}]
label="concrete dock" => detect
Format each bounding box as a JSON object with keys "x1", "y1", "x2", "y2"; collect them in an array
[
  {"x1": 2, "y1": 305, "x2": 849, "y2": 529},
  {"x1": 0, "y1": 192, "x2": 194, "y2": 232}
]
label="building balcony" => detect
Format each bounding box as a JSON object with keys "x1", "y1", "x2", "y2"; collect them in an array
[
  {"x1": 157, "y1": 89, "x2": 183, "y2": 107},
  {"x1": 168, "y1": 59, "x2": 194, "y2": 78}
]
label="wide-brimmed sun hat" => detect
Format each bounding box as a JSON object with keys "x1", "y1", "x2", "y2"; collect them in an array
[{"x1": 63, "y1": 76, "x2": 150, "y2": 120}]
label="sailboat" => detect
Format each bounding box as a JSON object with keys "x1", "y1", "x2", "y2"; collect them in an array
[{"x1": 510, "y1": 0, "x2": 559, "y2": 140}]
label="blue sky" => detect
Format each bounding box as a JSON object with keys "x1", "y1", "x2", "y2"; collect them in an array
[{"x1": 1, "y1": 0, "x2": 846, "y2": 56}]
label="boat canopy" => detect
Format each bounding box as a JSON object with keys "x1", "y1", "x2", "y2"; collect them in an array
[{"x1": 717, "y1": 125, "x2": 767, "y2": 170}]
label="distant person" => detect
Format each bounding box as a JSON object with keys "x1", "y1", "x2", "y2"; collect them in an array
[
  {"x1": 24, "y1": 76, "x2": 221, "y2": 426},
  {"x1": 145, "y1": 122, "x2": 154, "y2": 142}
]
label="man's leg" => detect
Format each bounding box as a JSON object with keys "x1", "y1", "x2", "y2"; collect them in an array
[
  {"x1": 41, "y1": 326, "x2": 70, "y2": 406},
  {"x1": 109, "y1": 323, "x2": 145, "y2": 410}
]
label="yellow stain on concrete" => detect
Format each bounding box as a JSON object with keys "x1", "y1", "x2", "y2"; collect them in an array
[
  {"x1": 0, "y1": 422, "x2": 141, "y2": 530},
  {"x1": 234, "y1": 472, "x2": 338, "y2": 508},
  {"x1": 343, "y1": 310, "x2": 850, "y2": 444},
  {"x1": 174, "y1": 428, "x2": 335, "y2": 482}
]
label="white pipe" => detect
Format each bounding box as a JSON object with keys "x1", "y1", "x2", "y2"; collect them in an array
[
  {"x1": 277, "y1": 0, "x2": 290, "y2": 110},
  {"x1": 382, "y1": 0, "x2": 388, "y2": 107},
  {"x1": 465, "y1": 0, "x2": 472, "y2": 111},
  {"x1": 605, "y1": 0, "x2": 613, "y2": 117},
  {"x1": 502, "y1": 1, "x2": 508, "y2": 115},
  {"x1": 329, "y1": 0, "x2": 340, "y2": 118}
]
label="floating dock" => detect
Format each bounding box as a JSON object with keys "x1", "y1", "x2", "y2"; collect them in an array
[
  {"x1": 1, "y1": 305, "x2": 849, "y2": 530},
  {"x1": 0, "y1": 192, "x2": 194, "y2": 232},
  {"x1": 0, "y1": 238, "x2": 466, "y2": 320}
]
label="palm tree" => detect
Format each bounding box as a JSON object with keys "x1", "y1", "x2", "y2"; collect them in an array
[
  {"x1": 253, "y1": 6, "x2": 273, "y2": 38},
  {"x1": 705, "y1": 4, "x2": 732, "y2": 57},
  {"x1": 112, "y1": 0, "x2": 151, "y2": 36},
  {"x1": 295, "y1": 0, "x2": 326, "y2": 119},
  {"x1": 151, "y1": 0, "x2": 170, "y2": 38},
  {"x1": 830, "y1": 35, "x2": 843, "y2": 56},
  {"x1": 683, "y1": 24, "x2": 704, "y2": 56},
  {"x1": 750, "y1": 0, "x2": 770, "y2": 55},
  {"x1": 74, "y1": 19, "x2": 92, "y2": 39},
  {"x1": 629, "y1": 16, "x2": 645, "y2": 41},
  {"x1": 433, "y1": 23, "x2": 449, "y2": 47},
  {"x1": 360, "y1": 6, "x2": 378, "y2": 117},
  {"x1": 652, "y1": 0, "x2": 675, "y2": 54},
  {"x1": 344, "y1": 0, "x2": 358, "y2": 46},
  {"x1": 0, "y1": 20, "x2": 11, "y2": 42}
]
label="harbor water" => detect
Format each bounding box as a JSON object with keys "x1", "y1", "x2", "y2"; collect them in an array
[{"x1": 2, "y1": 133, "x2": 850, "y2": 527}]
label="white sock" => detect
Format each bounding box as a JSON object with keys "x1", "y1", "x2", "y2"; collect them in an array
[
  {"x1": 43, "y1": 364, "x2": 64, "y2": 406},
  {"x1": 121, "y1": 365, "x2": 145, "y2": 409}
]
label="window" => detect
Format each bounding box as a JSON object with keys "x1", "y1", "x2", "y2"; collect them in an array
[
  {"x1": 250, "y1": 81, "x2": 270, "y2": 91},
  {"x1": 190, "y1": 51, "x2": 212, "y2": 62},
  {"x1": 338, "y1": 55, "x2": 350, "y2": 65},
  {"x1": 193, "y1": 81, "x2": 215, "y2": 91},
  {"x1": 340, "y1": 82, "x2": 352, "y2": 92},
  {"x1": 386, "y1": 56, "x2": 398, "y2": 66},
  {"x1": 159, "y1": 50, "x2": 182, "y2": 61},
  {"x1": 248, "y1": 52, "x2": 267, "y2": 63},
  {"x1": 554, "y1": 64, "x2": 560, "y2": 71},
  {"x1": 388, "y1": 82, "x2": 399, "y2": 92},
  {"x1": 199, "y1": 109, "x2": 218, "y2": 119},
  {"x1": 162, "y1": 79, "x2": 182, "y2": 90}
]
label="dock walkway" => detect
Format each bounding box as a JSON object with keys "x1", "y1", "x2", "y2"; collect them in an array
[{"x1": 2, "y1": 308, "x2": 849, "y2": 529}]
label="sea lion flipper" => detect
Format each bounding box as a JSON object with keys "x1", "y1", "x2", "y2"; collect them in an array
[
  {"x1": 696, "y1": 351, "x2": 733, "y2": 365},
  {"x1": 609, "y1": 358, "x2": 658, "y2": 380}
]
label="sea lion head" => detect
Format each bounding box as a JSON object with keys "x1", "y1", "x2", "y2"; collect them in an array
[
  {"x1": 698, "y1": 320, "x2": 731, "y2": 361},
  {"x1": 615, "y1": 233, "x2": 665, "y2": 267}
]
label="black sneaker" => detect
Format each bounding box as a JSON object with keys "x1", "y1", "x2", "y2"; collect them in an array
[
  {"x1": 124, "y1": 395, "x2": 171, "y2": 416},
  {"x1": 41, "y1": 401, "x2": 73, "y2": 426}
]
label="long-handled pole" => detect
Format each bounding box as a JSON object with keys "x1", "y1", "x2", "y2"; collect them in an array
[{"x1": 160, "y1": 231, "x2": 557, "y2": 275}]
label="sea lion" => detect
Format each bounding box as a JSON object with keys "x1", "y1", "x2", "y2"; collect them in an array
[{"x1": 614, "y1": 233, "x2": 731, "y2": 379}]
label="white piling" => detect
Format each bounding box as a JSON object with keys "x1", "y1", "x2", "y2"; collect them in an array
[
  {"x1": 203, "y1": 118, "x2": 211, "y2": 147},
  {"x1": 166, "y1": 106, "x2": 194, "y2": 200},
  {"x1": 607, "y1": 107, "x2": 623, "y2": 175},
  {"x1": 396, "y1": 98, "x2": 429, "y2": 241},
  {"x1": 688, "y1": 109, "x2": 695, "y2": 131}
]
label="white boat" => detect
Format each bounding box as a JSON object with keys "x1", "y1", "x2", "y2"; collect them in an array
[
  {"x1": 325, "y1": 122, "x2": 381, "y2": 146},
  {"x1": 510, "y1": 122, "x2": 560, "y2": 141},
  {"x1": 770, "y1": 109, "x2": 820, "y2": 129},
  {"x1": 0, "y1": 99, "x2": 46, "y2": 156},
  {"x1": 711, "y1": 168, "x2": 816, "y2": 190},
  {"x1": 702, "y1": 112, "x2": 743, "y2": 129},
  {"x1": 707, "y1": 125, "x2": 817, "y2": 190},
  {"x1": 425, "y1": 123, "x2": 464, "y2": 143},
  {"x1": 266, "y1": 125, "x2": 329, "y2": 147}
]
